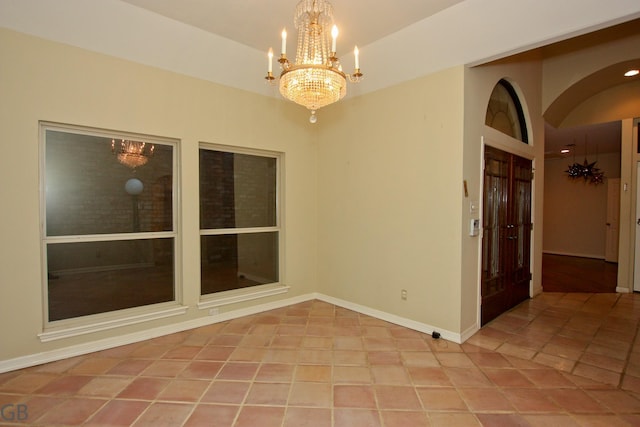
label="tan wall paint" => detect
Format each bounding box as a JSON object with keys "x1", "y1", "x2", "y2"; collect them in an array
[
  {"x1": 463, "y1": 59, "x2": 545, "y2": 331},
  {"x1": 4, "y1": 21, "x2": 631, "y2": 364},
  {"x1": 542, "y1": 32, "x2": 640, "y2": 114},
  {"x1": 313, "y1": 58, "x2": 545, "y2": 337},
  {"x1": 542, "y1": 31, "x2": 640, "y2": 291},
  {"x1": 544, "y1": 152, "x2": 622, "y2": 258},
  {"x1": 315, "y1": 68, "x2": 465, "y2": 334},
  {"x1": 1, "y1": 27, "x2": 539, "y2": 362},
  {"x1": 0, "y1": 29, "x2": 318, "y2": 360},
  {"x1": 561, "y1": 81, "x2": 640, "y2": 128},
  {"x1": 621, "y1": 119, "x2": 637, "y2": 292}
]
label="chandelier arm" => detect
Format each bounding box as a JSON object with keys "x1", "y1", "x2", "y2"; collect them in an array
[
  {"x1": 348, "y1": 69, "x2": 363, "y2": 83},
  {"x1": 279, "y1": 54, "x2": 290, "y2": 70}
]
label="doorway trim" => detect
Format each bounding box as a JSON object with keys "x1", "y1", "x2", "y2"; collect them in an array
[
  {"x1": 624, "y1": 118, "x2": 639, "y2": 293},
  {"x1": 633, "y1": 119, "x2": 640, "y2": 292}
]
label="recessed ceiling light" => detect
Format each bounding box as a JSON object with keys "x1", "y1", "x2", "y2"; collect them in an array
[{"x1": 624, "y1": 69, "x2": 639, "y2": 77}]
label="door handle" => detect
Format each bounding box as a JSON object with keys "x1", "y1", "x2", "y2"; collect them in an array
[{"x1": 637, "y1": 218, "x2": 640, "y2": 225}]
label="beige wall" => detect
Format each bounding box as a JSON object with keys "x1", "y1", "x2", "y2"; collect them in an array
[
  {"x1": 0, "y1": 27, "x2": 549, "y2": 365},
  {"x1": 316, "y1": 67, "x2": 465, "y2": 334},
  {"x1": 541, "y1": 31, "x2": 640, "y2": 291},
  {"x1": 314, "y1": 57, "x2": 545, "y2": 338},
  {"x1": 561, "y1": 82, "x2": 640, "y2": 128},
  {"x1": 542, "y1": 30, "x2": 640, "y2": 119},
  {"x1": 0, "y1": 29, "x2": 318, "y2": 361},
  {"x1": 544, "y1": 152, "x2": 622, "y2": 258},
  {"x1": 3, "y1": 21, "x2": 634, "y2": 365},
  {"x1": 463, "y1": 56, "x2": 545, "y2": 329}
]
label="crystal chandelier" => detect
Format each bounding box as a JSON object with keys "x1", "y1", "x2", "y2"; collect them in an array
[
  {"x1": 265, "y1": 0, "x2": 363, "y2": 123},
  {"x1": 111, "y1": 139, "x2": 154, "y2": 169}
]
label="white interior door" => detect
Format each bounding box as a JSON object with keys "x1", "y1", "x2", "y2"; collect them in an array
[{"x1": 605, "y1": 178, "x2": 620, "y2": 262}]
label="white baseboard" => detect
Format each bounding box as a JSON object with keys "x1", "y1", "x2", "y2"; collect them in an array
[
  {"x1": 314, "y1": 293, "x2": 463, "y2": 344},
  {"x1": 0, "y1": 293, "x2": 315, "y2": 374},
  {"x1": 542, "y1": 251, "x2": 604, "y2": 260},
  {"x1": 0, "y1": 292, "x2": 466, "y2": 373},
  {"x1": 459, "y1": 323, "x2": 480, "y2": 343},
  {"x1": 616, "y1": 286, "x2": 632, "y2": 293},
  {"x1": 531, "y1": 285, "x2": 543, "y2": 297}
]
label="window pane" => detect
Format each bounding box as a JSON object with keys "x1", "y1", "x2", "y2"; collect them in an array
[
  {"x1": 485, "y1": 80, "x2": 528, "y2": 144},
  {"x1": 47, "y1": 238, "x2": 175, "y2": 321},
  {"x1": 45, "y1": 130, "x2": 173, "y2": 236},
  {"x1": 201, "y1": 232, "x2": 279, "y2": 295},
  {"x1": 200, "y1": 150, "x2": 277, "y2": 229}
]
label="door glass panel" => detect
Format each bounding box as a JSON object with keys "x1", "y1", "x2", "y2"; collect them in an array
[
  {"x1": 481, "y1": 146, "x2": 532, "y2": 325},
  {"x1": 482, "y1": 155, "x2": 509, "y2": 297},
  {"x1": 513, "y1": 160, "x2": 532, "y2": 270}
]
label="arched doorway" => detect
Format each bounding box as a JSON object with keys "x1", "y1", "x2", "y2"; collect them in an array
[{"x1": 481, "y1": 79, "x2": 533, "y2": 325}]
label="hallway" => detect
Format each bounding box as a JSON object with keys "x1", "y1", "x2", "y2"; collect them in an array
[{"x1": 542, "y1": 254, "x2": 618, "y2": 293}]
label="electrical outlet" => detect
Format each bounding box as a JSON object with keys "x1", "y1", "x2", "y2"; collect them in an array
[
  {"x1": 209, "y1": 308, "x2": 219, "y2": 316},
  {"x1": 401, "y1": 289, "x2": 407, "y2": 300}
]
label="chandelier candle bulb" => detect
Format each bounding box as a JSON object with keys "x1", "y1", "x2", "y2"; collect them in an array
[
  {"x1": 268, "y1": 48, "x2": 273, "y2": 73},
  {"x1": 331, "y1": 25, "x2": 338, "y2": 53},
  {"x1": 281, "y1": 29, "x2": 287, "y2": 55},
  {"x1": 354, "y1": 46, "x2": 360, "y2": 70}
]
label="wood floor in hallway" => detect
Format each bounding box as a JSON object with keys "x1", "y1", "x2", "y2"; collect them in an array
[{"x1": 542, "y1": 253, "x2": 618, "y2": 293}]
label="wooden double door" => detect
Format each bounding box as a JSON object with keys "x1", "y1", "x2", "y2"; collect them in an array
[{"x1": 481, "y1": 146, "x2": 532, "y2": 325}]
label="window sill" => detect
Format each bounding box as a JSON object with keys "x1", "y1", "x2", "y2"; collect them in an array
[
  {"x1": 198, "y1": 284, "x2": 290, "y2": 311},
  {"x1": 38, "y1": 305, "x2": 189, "y2": 342}
]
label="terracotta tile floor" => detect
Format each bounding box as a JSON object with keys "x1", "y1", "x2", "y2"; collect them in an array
[{"x1": 1, "y1": 293, "x2": 640, "y2": 426}]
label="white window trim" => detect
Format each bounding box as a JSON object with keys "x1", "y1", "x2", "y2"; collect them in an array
[
  {"x1": 39, "y1": 122, "x2": 182, "y2": 337},
  {"x1": 197, "y1": 283, "x2": 290, "y2": 311},
  {"x1": 38, "y1": 304, "x2": 188, "y2": 342},
  {"x1": 198, "y1": 142, "x2": 286, "y2": 300}
]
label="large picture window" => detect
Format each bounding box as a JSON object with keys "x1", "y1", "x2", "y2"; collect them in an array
[
  {"x1": 41, "y1": 123, "x2": 178, "y2": 325},
  {"x1": 199, "y1": 146, "x2": 280, "y2": 296}
]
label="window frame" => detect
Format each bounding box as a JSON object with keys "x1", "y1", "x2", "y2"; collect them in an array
[
  {"x1": 485, "y1": 79, "x2": 529, "y2": 144},
  {"x1": 197, "y1": 142, "x2": 287, "y2": 310},
  {"x1": 38, "y1": 122, "x2": 184, "y2": 341}
]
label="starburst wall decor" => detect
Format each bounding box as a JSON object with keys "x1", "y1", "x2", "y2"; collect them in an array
[
  {"x1": 565, "y1": 158, "x2": 605, "y2": 184},
  {"x1": 565, "y1": 140, "x2": 605, "y2": 185}
]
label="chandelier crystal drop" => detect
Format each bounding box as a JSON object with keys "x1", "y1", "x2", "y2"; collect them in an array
[
  {"x1": 265, "y1": 0, "x2": 362, "y2": 123},
  {"x1": 111, "y1": 139, "x2": 154, "y2": 169}
]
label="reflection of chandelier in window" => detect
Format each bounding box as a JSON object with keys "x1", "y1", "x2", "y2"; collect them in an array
[
  {"x1": 111, "y1": 139, "x2": 154, "y2": 169},
  {"x1": 565, "y1": 139, "x2": 605, "y2": 185}
]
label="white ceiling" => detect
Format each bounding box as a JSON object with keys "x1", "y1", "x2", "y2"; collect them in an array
[
  {"x1": 2, "y1": 0, "x2": 639, "y2": 98},
  {"x1": 120, "y1": 0, "x2": 464, "y2": 56},
  {"x1": 545, "y1": 121, "x2": 622, "y2": 160},
  {"x1": 1, "y1": 0, "x2": 639, "y2": 158}
]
